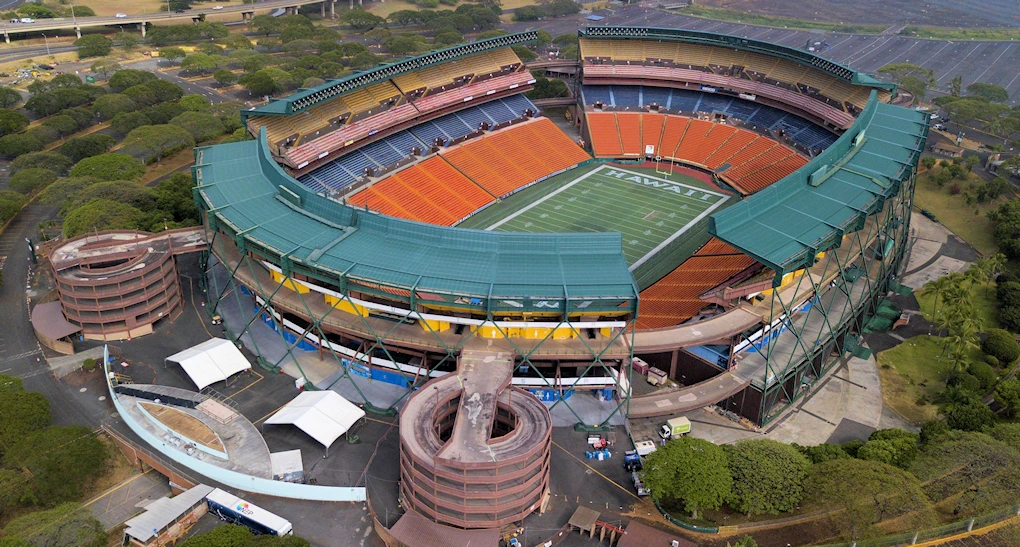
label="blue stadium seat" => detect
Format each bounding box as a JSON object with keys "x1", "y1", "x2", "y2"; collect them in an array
[
  {"x1": 747, "y1": 107, "x2": 787, "y2": 129},
  {"x1": 641, "y1": 86, "x2": 671, "y2": 107},
  {"x1": 501, "y1": 94, "x2": 536, "y2": 116},
  {"x1": 725, "y1": 101, "x2": 759, "y2": 120},
  {"x1": 698, "y1": 93, "x2": 733, "y2": 113},
  {"x1": 479, "y1": 101, "x2": 515, "y2": 123},
  {"x1": 457, "y1": 107, "x2": 495, "y2": 129},
  {"x1": 668, "y1": 89, "x2": 701, "y2": 112},
  {"x1": 409, "y1": 121, "x2": 449, "y2": 145},
  {"x1": 582, "y1": 85, "x2": 613, "y2": 105},
  {"x1": 611, "y1": 85, "x2": 640, "y2": 107}
]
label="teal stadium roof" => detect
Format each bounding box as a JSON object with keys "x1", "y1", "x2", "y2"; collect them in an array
[
  {"x1": 578, "y1": 26, "x2": 896, "y2": 91},
  {"x1": 709, "y1": 92, "x2": 928, "y2": 275},
  {"x1": 193, "y1": 129, "x2": 639, "y2": 314},
  {"x1": 245, "y1": 31, "x2": 538, "y2": 117}
]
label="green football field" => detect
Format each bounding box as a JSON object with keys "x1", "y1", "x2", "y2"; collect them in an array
[{"x1": 456, "y1": 165, "x2": 731, "y2": 267}]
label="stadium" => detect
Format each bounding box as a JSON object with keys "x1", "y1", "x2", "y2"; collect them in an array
[{"x1": 192, "y1": 26, "x2": 928, "y2": 529}]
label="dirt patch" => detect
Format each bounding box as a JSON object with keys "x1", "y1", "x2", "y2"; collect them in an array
[
  {"x1": 82, "y1": 435, "x2": 142, "y2": 502},
  {"x1": 696, "y1": 0, "x2": 1020, "y2": 29}
]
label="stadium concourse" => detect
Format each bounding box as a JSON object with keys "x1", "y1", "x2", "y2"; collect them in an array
[{"x1": 190, "y1": 26, "x2": 928, "y2": 532}]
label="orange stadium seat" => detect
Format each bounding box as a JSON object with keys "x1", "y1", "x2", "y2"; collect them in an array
[
  {"x1": 616, "y1": 113, "x2": 643, "y2": 156},
  {"x1": 347, "y1": 156, "x2": 494, "y2": 226},
  {"x1": 443, "y1": 118, "x2": 589, "y2": 198},
  {"x1": 673, "y1": 119, "x2": 713, "y2": 164},
  {"x1": 704, "y1": 130, "x2": 757, "y2": 170},
  {"x1": 658, "y1": 116, "x2": 690, "y2": 158},
  {"x1": 637, "y1": 239, "x2": 756, "y2": 330},
  {"x1": 687, "y1": 124, "x2": 737, "y2": 166},
  {"x1": 586, "y1": 112, "x2": 624, "y2": 157},
  {"x1": 641, "y1": 113, "x2": 666, "y2": 157}
]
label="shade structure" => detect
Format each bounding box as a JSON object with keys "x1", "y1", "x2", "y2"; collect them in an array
[
  {"x1": 265, "y1": 391, "x2": 365, "y2": 449},
  {"x1": 165, "y1": 338, "x2": 251, "y2": 391}
]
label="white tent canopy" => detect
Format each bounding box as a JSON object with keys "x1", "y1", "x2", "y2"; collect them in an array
[
  {"x1": 165, "y1": 338, "x2": 251, "y2": 390},
  {"x1": 265, "y1": 391, "x2": 365, "y2": 449}
]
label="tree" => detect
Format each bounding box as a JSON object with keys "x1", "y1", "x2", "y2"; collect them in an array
[
  {"x1": 526, "y1": 76, "x2": 568, "y2": 99},
  {"x1": 920, "y1": 420, "x2": 952, "y2": 445},
  {"x1": 512, "y1": 45, "x2": 538, "y2": 62},
  {"x1": 250, "y1": 14, "x2": 282, "y2": 36},
  {"x1": 513, "y1": 5, "x2": 542, "y2": 21},
  {"x1": 42, "y1": 114, "x2": 80, "y2": 137},
  {"x1": 535, "y1": 29, "x2": 552, "y2": 47},
  {"x1": 804, "y1": 459, "x2": 934, "y2": 539},
  {"x1": 349, "y1": 51, "x2": 379, "y2": 71},
  {"x1": 0, "y1": 133, "x2": 42, "y2": 159},
  {"x1": 74, "y1": 35, "x2": 113, "y2": 59},
  {"x1": 169, "y1": 112, "x2": 225, "y2": 142},
  {"x1": 385, "y1": 35, "x2": 427, "y2": 55},
  {"x1": 433, "y1": 30, "x2": 463, "y2": 48},
  {"x1": 0, "y1": 109, "x2": 29, "y2": 137},
  {"x1": 388, "y1": 10, "x2": 423, "y2": 26},
  {"x1": 122, "y1": 84, "x2": 158, "y2": 107},
  {"x1": 62, "y1": 199, "x2": 145, "y2": 237},
  {"x1": 91, "y1": 93, "x2": 137, "y2": 121},
  {"x1": 856, "y1": 428, "x2": 922, "y2": 467},
  {"x1": 178, "y1": 524, "x2": 253, "y2": 547},
  {"x1": 113, "y1": 31, "x2": 139, "y2": 50},
  {"x1": 17, "y1": 3, "x2": 58, "y2": 18},
  {"x1": 145, "y1": 79, "x2": 185, "y2": 104},
  {"x1": 213, "y1": 69, "x2": 238, "y2": 87},
  {"x1": 239, "y1": 68, "x2": 293, "y2": 96},
  {"x1": 9, "y1": 168, "x2": 57, "y2": 194},
  {"x1": 640, "y1": 437, "x2": 732, "y2": 519},
  {"x1": 159, "y1": 46, "x2": 186, "y2": 65},
  {"x1": 943, "y1": 397, "x2": 996, "y2": 431},
  {"x1": 987, "y1": 422, "x2": 1020, "y2": 452},
  {"x1": 910, "y1": 431, "x2": 1020, "y2": 516},
  {"x1": 4, "y1": 426, "x2": 108, "y2": 506},
  {"x1": 70, "y1": 153, "x2": 145, "y2": 181},
  {"x1": 0, "y1": 191, "x2": 26, "y2": 226},
  {"x1": 11, "y1": 151, "x2": 73, "y2": 175},
  {"x1": 89, "y1": 58, "x2": 121, "y2": 78},
  {"x1": 142, "y1": 102, "x2": 188, "y2": 125},
  {"x1": 967, "y1": 82, "x2": 1009, "y2": 103},
  {"x1": 798, "y1": 443, "x2": 852, "y2": 464},
  {"x1": 180, "y1": 53, "x2": 219, "y2": 75},
  {"x1": 40, "y1": 177, "x2": 100, "y2": 209},
  {"x1": 0, "y1": 503, "x2": 104, "y2": 547},
  {"x1": 0, "y1": 390, "x2": 50, "y2": 458},
  {"x1": 339, "y1": 9, "x2": 386, "y2": 31},
  {"x1": 725, "y1": 439, "x2": 809, "y2": 515},
  {"x1": 995, "y1": 379, "x2": 1020, "y2": 417},
  {"x1": 983, "y1": 329, "x2": 1019, "y2": 365},
  {"x1": 155, "y1": 172, "x2": 200, "y2": 225},
  {"x1": 109, "y1": 69, "x2": 157, "y2": 92},
  {"x1": 949, "y1": 75, "x2": 963, "y2": 97},
  {"x1": 63, "y1": 181, "x2": 157, "y2": 213},
  {"x1": 121, "y1": 124, "x2": 195, "y2": 164},
  {"x1": 0, "y1": 86, "x2": 22, "y2": 108},
  {"x1": 180, "y1": 94, "x2": 212, "y2": 112},
  {"x1": 365, "y1": 27, "x2": 391, "y2": 46},
  {"x1": 59, "y1": 134, "x2": 117, "y2": 163}
]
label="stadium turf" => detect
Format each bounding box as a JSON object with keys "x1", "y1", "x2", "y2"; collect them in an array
[{"x1": 456, "y1": 165, "x2": 731, "y2": 267}]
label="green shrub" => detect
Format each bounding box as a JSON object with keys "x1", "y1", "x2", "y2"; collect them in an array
[
  {"x1": 968, "y1": 361, "x2": 999, "y2": 390},
  {"x1": 9, "y1": 168, "x2": 57, "y2": 195},
  {"x1": 920, "y1": 420, "x2": 951, "y2": 445},
  {"x1": 983, "y1": 329, "x2": 1020, "y2": 364},
  {"x1": 986, "y1": 355, "x2": 1000, "y2": 367},
  {"x1": 947, "y1": 372, "x2": 982, "y2": 393},
  {"x1": 81, "y1": 358, "x2": 97, "y2": 372}
]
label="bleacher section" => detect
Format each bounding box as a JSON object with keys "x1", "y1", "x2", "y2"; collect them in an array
[
  {"x1": 296, "y1": 96, "x2": 537, "y2": 193},
  {"x1": 346, "y1": 156, "x2": 494, "y2": 226},
  {"x1": 391, "y1": 49, "x2": 522, "y2": 98},
  {"x1": 582, "y1": 64, "x2": 856, "y2": 129},
  {"x1": 441, "y1": 118, "x2": 590, "y2": 198},
  {"x1": 286, "y1": 71, "x2": 535, "y2": 168},
  {"x1": 579, "y1": 37, "x2": 893, "y2": 113},
  {"x1": 588, "y1": 112, "x2": 807, "y2": 195},
  {"x1": 581, "y1": 85, "x2": 839, "y2": 152},
  {"x1": 636, "y1": 238, "x2": 756, "y2": 330}
]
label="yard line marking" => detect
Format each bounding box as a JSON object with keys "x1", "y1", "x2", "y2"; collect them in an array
[
  {"x1": 936, "y1": 43, "x2": 983, "y2": 84},
  {"x1": 484, "y1": 166, "x2": 606, "y2": 230}
]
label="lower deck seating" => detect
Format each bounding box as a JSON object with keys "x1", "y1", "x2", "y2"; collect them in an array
[
  {"x1": 442, "y1": 118, "x2": 590, "y2": 198},
  {"x1": 346, "y1": 156, "x2": 494, "y2": 226},
  {"x1": 587, "y1": 111, "x2": 806, "y2": 196},
  {"x1": 637, "y1": 238, "x2": 756, "y2": 330}
]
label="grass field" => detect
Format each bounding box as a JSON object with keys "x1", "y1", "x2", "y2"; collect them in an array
[
  {"x1": 457, "y1": 165, "x2": 730, "y2": 267},
  {"x1": 912, "y1": 167, "x2": 1004, "y2": 256}
]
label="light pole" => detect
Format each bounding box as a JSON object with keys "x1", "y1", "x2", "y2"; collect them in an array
[
  {"x1": 69, "y1": 0, "x2": 75, "y2": 24},
  {"x1": 41, "y1": 33, "x2": 50, "y2": 56},
  {"x1": 167, "y1": 0, "x2": 172, "y2": 17}
]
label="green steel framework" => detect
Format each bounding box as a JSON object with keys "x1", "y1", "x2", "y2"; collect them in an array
[
  {"x1": 709, "y1": 95, "x2": 928, "y2": 424},
  {"x1": 192, "y1": 130, "x2": 638, "y2": 425}
]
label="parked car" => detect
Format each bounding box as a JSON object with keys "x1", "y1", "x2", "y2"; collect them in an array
[
  {"x1": 212, "y1": 5, "x2": 223, "y2": 9},
  {"x1": 115, "y1": 13, "x2": 127, "y2": 18},
  {"x1": 933, "y1": 123, "x2": 947, "y2": 131},
  {"x1": 19, "y1": 18, "x2": 34, "y2": 23}
]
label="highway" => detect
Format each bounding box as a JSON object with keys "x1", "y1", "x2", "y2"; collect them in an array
[{"x1": 0, "y1": 0, "x2": 333, "y2": 40}]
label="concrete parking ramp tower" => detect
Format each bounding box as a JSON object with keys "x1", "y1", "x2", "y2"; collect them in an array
[{"x1": 398, "y1": 350, "x2": 551, "y2": 528}]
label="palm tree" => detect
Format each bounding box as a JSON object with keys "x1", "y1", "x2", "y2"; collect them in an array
[{"x1": 920, "y1": 275, "x2": 953, "y2": 329}]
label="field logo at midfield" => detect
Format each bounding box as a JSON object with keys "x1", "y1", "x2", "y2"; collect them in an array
[{"x1": 603, "y1": 168, "x2": 716, "y2": 200}]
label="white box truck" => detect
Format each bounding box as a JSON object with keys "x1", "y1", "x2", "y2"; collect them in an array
[{"x1": 658, "y1": 416, "x2": 691, "y2": 440}]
